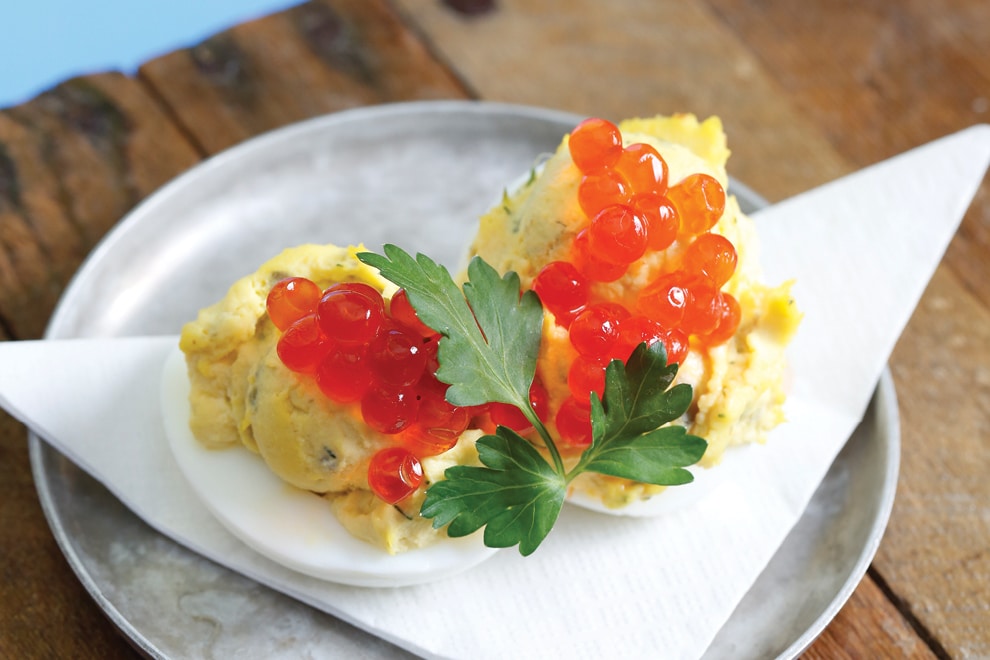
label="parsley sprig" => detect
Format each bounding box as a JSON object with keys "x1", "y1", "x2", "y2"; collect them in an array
[{"x1": 359, "y1": 245, "x2": 707, "y2": 555}]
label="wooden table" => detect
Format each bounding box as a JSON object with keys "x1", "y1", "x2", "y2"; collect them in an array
[{"x1": 1, "y1": 1, "x2": 987, "y2": 657}]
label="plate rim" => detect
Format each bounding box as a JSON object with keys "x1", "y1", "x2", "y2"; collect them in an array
[
  {"x1": 30, "y1": 100, "x2": 588, "y2": 660},
  {"x1": 27, "y1": 99, "x2": 900, "y2": 659},
  {"x1": 780, "y1": 368, "x2": 900, "y2": 658}
]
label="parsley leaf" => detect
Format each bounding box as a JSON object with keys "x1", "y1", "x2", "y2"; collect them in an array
[
  {"x1": 578, "y1": 343, "x2": 707, "y2": 485},
  {"x1": 358, "y1": 246, "x2": 542, "y2": 413},
  {"x1": 420, "y1": 427, "x2": 566, "y2": 556},
  {"x1": 358, "y1": 245, "x2": 707, "y2": 555}
]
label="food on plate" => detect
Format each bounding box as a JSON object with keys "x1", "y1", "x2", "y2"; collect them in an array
[
  {"x1": 179, "y1": 245, "x2": 484, "y2": 554},
  {"x1": 468, "y1": 114, "x2": 800, "y2": 508},
  {"x1": 160, "y1": 346, "x2": 497, "y2": 587},
  {"x1": 177, "y1": 113, "x2": 799, "y2": 557}
]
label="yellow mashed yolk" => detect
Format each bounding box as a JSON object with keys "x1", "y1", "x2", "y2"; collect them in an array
[
  {"x1": 179, "y1": 244, "x2": 482, "y2": 554},
  {"x1": 469, "y1": 114, "x2": 801, "y2": 508}
]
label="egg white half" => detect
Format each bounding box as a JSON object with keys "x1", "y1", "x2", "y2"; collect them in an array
[
  {"x1": 160, "y1": 347, "x2": 499, "y2": 588},
  {"x1": 565, "y1": 463, "x2": 724, "y2": 517}
]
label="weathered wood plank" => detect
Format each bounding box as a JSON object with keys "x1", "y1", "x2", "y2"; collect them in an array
[
  {"x1": 703, "y1": 0, "x2": 990, "y2": 311},
  {"x1": 705, "y1": 0, "x2": 990, "y2": 163},
  {"x1": 0, "y1": 110, "x2": 88, "y2": 340},
  {"x1": 0, "y1": 74, "x2": 200, "y2": 339},
  {"x1": 801, "y1": 573, "x2": 937, "y2": 659},
  {"x1": 140, "y1": 0, "x2": 470, "y2": 154},
  {"x1": 882, "y1": 266, "x2": 990, "y2": 659},
  {"x1": 0, "y1": 413, "x2": 140, "y2": 660}
]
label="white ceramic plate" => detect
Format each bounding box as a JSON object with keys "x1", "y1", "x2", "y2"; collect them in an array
[{"x1": 32, "y1": 101, "x2": 898, "y2": 659}]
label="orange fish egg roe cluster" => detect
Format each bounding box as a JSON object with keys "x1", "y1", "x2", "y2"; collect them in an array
[
  {"x1": 266, "y1": 278, "x2": 475, "y2": 504},
  {"x1": 267, "y1": 277, "x2": 558, "y2": 504},
  {"x1": 532, "y1": 118, "x2": 743, "y2": 447}
]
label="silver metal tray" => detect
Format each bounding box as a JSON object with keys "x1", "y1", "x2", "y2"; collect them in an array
[{"x1": 32, "y1": 101, "x2": 899, "y2": 659}]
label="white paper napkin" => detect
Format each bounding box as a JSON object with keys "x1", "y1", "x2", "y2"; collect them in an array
[{"x1": 1, "y1": 125, "x2": 988, "y2": 659}]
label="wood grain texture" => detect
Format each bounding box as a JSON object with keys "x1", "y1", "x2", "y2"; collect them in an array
[
  {"x1": 0, "y1": 74, "x2": 200, "y2": 339},
  {"x1": 0, "y1": 413, "x2": 140, "y2": 660},
  {"x1": 140, "y1": 0, "x2": 469, "y2": 155},
  {"x1": 391, "y1": 0, "x2": 851, "y2": 202},
  {"x1": 704, "y1": 0, "x2": 990, "y2": 163},
  {"x1": 883, "y1": 266, "x2": 990, "y2": 659},
  {"x1": 703, "y1": 0, "x2": 990, "y2": 310},
  {"x1": 801, "y1": 573, "x2": 938, "y2": 659}
]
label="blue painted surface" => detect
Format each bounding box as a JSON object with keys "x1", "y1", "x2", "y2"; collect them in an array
[{"x1": 0, "y1": 0, "x2": 302, "y2": 107}]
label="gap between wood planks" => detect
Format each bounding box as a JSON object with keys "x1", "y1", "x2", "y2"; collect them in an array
[
  {"x1": 867, "y1": 566, "x2": 951, "y2": 660},
  {"x1": 134, "y1": 71, "x2": 212, "y2": 161}
]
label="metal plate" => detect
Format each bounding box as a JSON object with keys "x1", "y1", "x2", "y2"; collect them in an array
[{"x1": 31, "y1": 101, "x2": 899, "y2": 659}]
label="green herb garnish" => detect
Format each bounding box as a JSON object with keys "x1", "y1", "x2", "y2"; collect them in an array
[{"x1": 358, "y1": 245, "x2": 707, "y2": 555}]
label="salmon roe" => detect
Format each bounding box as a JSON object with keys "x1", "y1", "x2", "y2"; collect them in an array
[
  {"x1": 568, "y1": 117, "x2": 623, "y2": 173},
  {"x1": 530, "y1": 117, "x2": 743, "y2": 434},
  {"x1": 268, "y1": 280, "x2": 480, "y2": 504}
]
